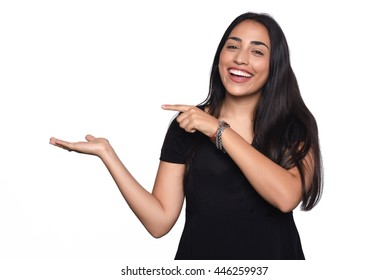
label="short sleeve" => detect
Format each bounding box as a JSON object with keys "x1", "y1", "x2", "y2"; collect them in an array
[{"x1": 160, "y1": 116, "x2": 197, "y2": 164}]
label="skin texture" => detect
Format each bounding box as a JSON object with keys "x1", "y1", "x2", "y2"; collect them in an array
[{"x1": 50, "y1": 20, "x2": 314, "y2": 238}]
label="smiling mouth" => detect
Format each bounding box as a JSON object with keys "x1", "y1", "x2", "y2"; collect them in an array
[{"x1": 229, "y1": 69, "x2": 253, "y2": 78}]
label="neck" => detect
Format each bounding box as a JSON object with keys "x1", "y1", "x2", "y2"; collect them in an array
[{"x1": 220, "y1": 93, "x2": 260, "y2": 121}]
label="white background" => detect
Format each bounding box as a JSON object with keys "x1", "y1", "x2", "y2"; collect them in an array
[{"x1": 1, "y1": 0, "x2": 388, "y2": 279}]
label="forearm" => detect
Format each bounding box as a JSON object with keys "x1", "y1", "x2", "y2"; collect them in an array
[
  {"x1": 99, "y1": 146, "x2": 172, "y2": 237},
  {"x1": 221, "y1": 128, "x2": 302, "y2": 212},
  {"x1": 49, "y1": 135, "x2": 180, "y2": 236}
]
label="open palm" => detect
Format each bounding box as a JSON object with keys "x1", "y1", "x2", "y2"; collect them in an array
[{"x1": 49, "y1": 134, "x2": 109, "y2": 158}]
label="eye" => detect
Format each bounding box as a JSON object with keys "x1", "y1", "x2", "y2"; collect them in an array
[
  {"x1": 226, "y1": 44, "x2": 238, "y2": 50},
  {"x1": 252, "y1": 49, "x2": 264, "y2": 56}
]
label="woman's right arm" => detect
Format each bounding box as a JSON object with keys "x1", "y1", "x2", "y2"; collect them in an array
[{"x1": 49, "y1": 135, "x2": 185, "y2": 238}]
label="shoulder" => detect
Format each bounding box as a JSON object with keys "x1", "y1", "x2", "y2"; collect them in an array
[{"x1": 160, "y1": 113, "x2": 202, "y2": 164}]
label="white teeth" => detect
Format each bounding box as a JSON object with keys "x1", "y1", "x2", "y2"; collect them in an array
[{"x1": 229, "y1": 69, "x2": 252, "y2": 78}]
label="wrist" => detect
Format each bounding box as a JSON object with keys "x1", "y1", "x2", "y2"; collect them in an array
[
  {"x1": 98, "y1": 141, "x2": 115, "y2": 161},
  {"x1": 209, "y1": 120, "x2": 230, "y2": 152}
]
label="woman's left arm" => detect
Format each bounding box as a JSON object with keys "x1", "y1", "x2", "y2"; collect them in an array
[
  {"x1": 221, "y1": 127, "x2": 313, "y2": 213},
  {"x1": 162, "y1": 104, "x2": 314, "y2": 213}
]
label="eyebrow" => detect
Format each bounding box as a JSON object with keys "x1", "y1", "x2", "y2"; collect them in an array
[{"x1": 227, "y1": 36, "x2": 269, "y2": 49}]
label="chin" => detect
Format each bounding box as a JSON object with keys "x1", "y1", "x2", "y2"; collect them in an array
[{"x1": 226, "y1": 88, "x2": 259, "y2": 98}]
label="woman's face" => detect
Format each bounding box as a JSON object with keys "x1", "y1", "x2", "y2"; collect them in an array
[{"x1": 219, "y1": 20, "x2": 270, "y2": 98}]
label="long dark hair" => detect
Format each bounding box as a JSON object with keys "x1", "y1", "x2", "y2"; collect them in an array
[{"x1": 203, "y1": 12, "x2": 323, "y2": 211}]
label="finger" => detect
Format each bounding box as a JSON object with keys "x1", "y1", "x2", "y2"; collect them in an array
[
  {"x1": 176, "y1": 116, "x2": 197, "y2": 133},
  {"x1": 49, "y1": 137, "x2": 73, "y2": 151},
  {"x1": 49, "y1": 137, "x2": 57, "y2": 145},
  {"x1": 85, "y1": 134, "x2": 95, "y2": 142},
  {"x1": 175, "y1": 111, "x2": 187, "y2": 123},
  {"x1": 49, "y1": 137, "x2": 64, "y2": 146},
  {"x1": 161, "y1": 104, "x2": 192, "y2": 112}
]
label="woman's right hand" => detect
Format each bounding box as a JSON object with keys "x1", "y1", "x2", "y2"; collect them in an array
[{"x1": 49, "y1": 134, "x2": 110, "y2": 158}]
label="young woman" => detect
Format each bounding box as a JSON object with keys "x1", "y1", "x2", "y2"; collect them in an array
[{"x1": 50, "y1": 12, "x2": 323, "y2": 260}]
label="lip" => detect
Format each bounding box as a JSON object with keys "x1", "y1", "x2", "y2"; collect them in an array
[{"x1": 228, "y1": 67, "x2": 253, "y2": 83}]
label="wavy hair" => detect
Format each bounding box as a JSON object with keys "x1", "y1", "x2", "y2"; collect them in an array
[{"x1": 203, "y1": 12, "x2": 323, "y2": 210}]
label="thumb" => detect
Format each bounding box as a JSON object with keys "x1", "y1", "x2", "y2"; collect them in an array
[{"x1": 85, "y1": 134, "x2": 96, "y2": 142}]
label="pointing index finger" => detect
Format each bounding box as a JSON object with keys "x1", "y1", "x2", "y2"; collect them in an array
[{"x1": 161, "y1": 104, "x2": 192, "y2": 112}]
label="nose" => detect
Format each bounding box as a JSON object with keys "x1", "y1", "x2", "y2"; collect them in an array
[{"x1": 234, "y1": 50, "x2": 248, "y2": 65}]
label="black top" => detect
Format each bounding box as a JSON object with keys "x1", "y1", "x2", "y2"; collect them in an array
[{"x1": 160, "y1": 112, "x2": 305, "y2": 260}]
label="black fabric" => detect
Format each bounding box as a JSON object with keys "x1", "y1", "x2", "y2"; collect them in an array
[{"x1": 159, "y1": 114, "x2": 305, "y2": 260}]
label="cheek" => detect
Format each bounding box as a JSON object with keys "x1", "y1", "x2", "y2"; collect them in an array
[
  {"x1": 255, "y1": 62, "x2": 270, "y2": 78},
  {"x1": 252, "y1": 63, "x2": 270, "y2": 88},
  {"x1": 218, "y1": 65, "x2": 228, "y2": 86},
  {"x1": 218, "y1": 55, "x2": 229, "y2": 79},
  {"x1": 254, "y1": 59, "x2": 269, "y2": 72},
  {"x1": 219, "y1": 48, "x2": 236, "y2": 67},
  {"x1": 218, "y1": 52, "x2": 227, "y2": 68}
]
